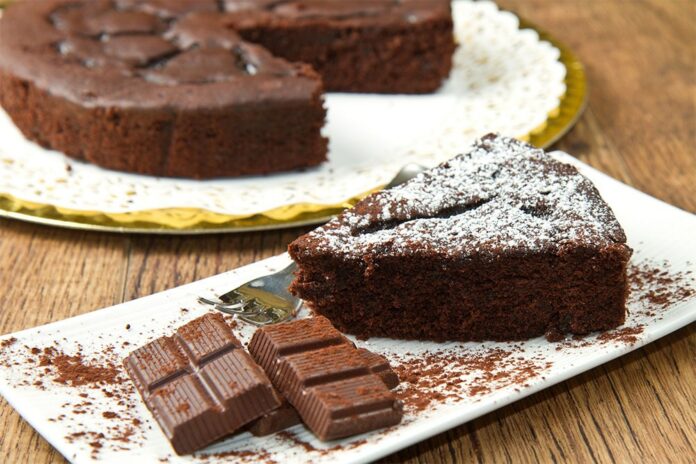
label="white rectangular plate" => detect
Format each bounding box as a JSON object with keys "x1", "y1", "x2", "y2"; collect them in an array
[{"x1": 0, "y1": 152, "x2": 695, "y2": 464}]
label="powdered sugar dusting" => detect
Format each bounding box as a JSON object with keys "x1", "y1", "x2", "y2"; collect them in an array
[{"x1": 306, "y1": 135, "x2": 626, "y2": 259}]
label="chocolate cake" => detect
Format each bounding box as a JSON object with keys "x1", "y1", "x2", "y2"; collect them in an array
[
  {"x1": 225, "y1": 0, "x2": 455, "y2": 93},
  {"x1": 0, "y1": 0, "x2": 454, "y2": 178},
  {"x1": 289, "y1": 134, "x2": 633, "y2": 342}
]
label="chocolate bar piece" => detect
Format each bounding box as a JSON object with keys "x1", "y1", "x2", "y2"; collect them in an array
[
  {"x1": 248, "y1": 343, "x2": 399, "y2": 436},
  {"x1": 248, "y1": 316, "x2": 402, "y2": 441},
  {"x1": 124, "y1": 313, "x2": 281, "y2": 455},
  {"x1": 356, "y1": 348, "x2": 400, "y2": 389},
  {"x1": 248, "y1": 393, "x2": 301, "y2": 437}
]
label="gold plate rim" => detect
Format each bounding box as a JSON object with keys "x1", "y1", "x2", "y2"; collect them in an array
[{"x1": 0, "y1": 16, "x2": 587, "y2": 235}]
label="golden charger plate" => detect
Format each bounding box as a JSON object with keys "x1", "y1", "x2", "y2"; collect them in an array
[{"x1": 0, "y1": 9, "x2": 587, "y2": 235}]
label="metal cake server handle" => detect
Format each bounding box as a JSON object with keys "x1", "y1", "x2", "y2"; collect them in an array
[{"x1": 198, "y1": 163, "x2": 426, "y2": 326}]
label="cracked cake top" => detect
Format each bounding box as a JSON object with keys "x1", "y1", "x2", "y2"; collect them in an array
[{"x1": 0, "y1": 0, "x2": 448, "y2": 108}]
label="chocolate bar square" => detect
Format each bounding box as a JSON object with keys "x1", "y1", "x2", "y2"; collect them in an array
[
  {"x1": 124, "y1": 313, "x2": 280, "y2": 454},
  {"x1": 249, "y1": 316, "x2": 402, "y2": 441}
]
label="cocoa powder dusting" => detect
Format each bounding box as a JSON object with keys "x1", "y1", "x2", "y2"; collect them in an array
[
  {"x1": 276, "y1": 430, "x2": 368, "y2": 456},
  {"x1": 196, "y1": 449, "x2": 276, "y2": 463},
  {"x1": 596, "y1": 326, "x2": 645, "y2": 345},
  {"x1": 0, "y1": 341, "x2": 144, "y2": 457},
  {"x1": 38, "y1": 347, "x2": 124, "y2": 386},
  {"x1": 627, "y1": 259, "x2": 695, "y2": 315},
  {"x1": 0, "y1": 337, "x2": 17, "y2": 349},
  {"x1": 392, "y1": 348, "x2": 549, "y2": 413},
  {"x1": 386, "y1": 255, "x2": 696, "y2": 415},
  {"x1": 277, "y1": 430, "x2": 318, "y2": 452}
]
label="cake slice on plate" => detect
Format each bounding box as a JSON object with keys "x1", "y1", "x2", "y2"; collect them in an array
[{"x1": 288, "y1": 134, "x2": 632, "y2": 342}]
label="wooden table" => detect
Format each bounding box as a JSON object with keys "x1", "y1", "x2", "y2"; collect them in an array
[{"x1": 1, "y1": 1, "x2": 694, "y2": 462}]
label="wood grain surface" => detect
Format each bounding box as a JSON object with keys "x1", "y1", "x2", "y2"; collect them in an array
[{"x1": 1, "y1": 0, "x2": 694, "y2": 462}]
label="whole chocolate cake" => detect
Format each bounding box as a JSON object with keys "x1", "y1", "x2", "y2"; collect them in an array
[
  {"x1": 0, "y1": 0, "x2": 454, "y2": 178},
  {"x1": 289, "y1": 134, "x2": 633, "y2": 342}
]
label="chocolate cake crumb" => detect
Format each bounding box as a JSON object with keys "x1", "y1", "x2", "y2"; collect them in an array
[
  {"x1": 221, "y1": 313, "x2": 238, "y2": 329},
  {"x1": 544, "y1": 327, "x2": 565, "y2": 342}
]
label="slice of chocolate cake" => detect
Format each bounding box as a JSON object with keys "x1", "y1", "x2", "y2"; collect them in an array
[{"x1": 289, "y1": 134, "x2": 633, "y2": 342}]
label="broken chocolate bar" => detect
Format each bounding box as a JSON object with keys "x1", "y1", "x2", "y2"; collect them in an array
[
  {"x1": 248, "y1": 316, "x2": 403, "y2": 441},
  {"x1": 247, "y1": 339, "x2": 400, "y2": 436},
  {"x1": 357, "y1": 347, "x2": 400, "y2": 389},
  {"x1": 123, "y1": 313, "x2": 280, "y2": 455},
  {"x1": 248, "y1": 393, "x2": 301, "y2": 437}
]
